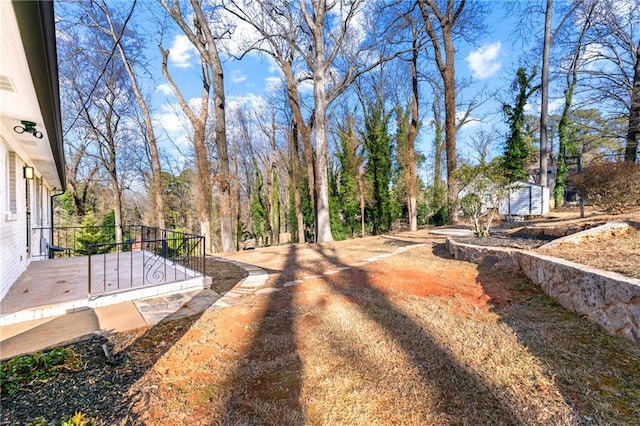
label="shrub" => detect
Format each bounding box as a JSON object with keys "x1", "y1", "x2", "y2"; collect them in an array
[
  {"x1": 0, "y1": 348, "x2": 80, "y2": 395},
  {"x1": 569, "y1": 161, "x2": 640, "y2": 214},
  {"x1": 429, "y1": 205, "x2": 449, "y2": 226}
]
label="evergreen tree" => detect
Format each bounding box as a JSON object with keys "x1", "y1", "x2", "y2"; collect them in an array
[
  {"x1": 271, "y1": 169, "x2": 280, "y2": 243},
  {"x1": 503, "y1": 67, "x2": 540, "y2": 182},
  {"x1": 250, "y1": 167, "x2": 267, "y2": 245},
  {"x1": 363, "y1": 101, "x2": 393, "y2": 235},
  {"x1": 75, "y1": 213, "x2": 105, "y2": 255},
  {"x1": 334, "y1": 117, "x2": 363, "y2": 238}
]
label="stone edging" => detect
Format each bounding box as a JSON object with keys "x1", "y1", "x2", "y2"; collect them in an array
[{"x1": 445, "y1": 237, "x2": 640, "y2": 345}]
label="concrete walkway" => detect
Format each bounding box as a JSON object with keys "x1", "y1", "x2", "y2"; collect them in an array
[{"x1": 0, "y1": 258, "x2": 267, "y2": 360}]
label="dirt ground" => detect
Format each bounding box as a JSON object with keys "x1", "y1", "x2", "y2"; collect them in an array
[{"x1": 3, "y1": 228, "x2": 639, "y2": 425}]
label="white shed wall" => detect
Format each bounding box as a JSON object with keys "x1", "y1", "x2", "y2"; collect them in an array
[{"x1": 499, "y1": 183, "x2": 550, "y2": 216}]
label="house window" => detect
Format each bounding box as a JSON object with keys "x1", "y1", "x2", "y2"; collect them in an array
[{"x1": 6, "y1": 151, "x2": 17, "y2": 216}]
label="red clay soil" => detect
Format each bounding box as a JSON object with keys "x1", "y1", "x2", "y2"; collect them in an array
[{"x1": 131, "y1": 231, "x2": 537, "y2": 424}]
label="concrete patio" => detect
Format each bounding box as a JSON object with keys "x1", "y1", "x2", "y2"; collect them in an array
[{"x1": 0, "y1": 251, "x2": 210, "y2": 326}]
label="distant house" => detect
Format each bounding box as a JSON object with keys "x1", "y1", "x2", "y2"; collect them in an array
[
  {"x1": 458, "y1": 177, "x2": 550, "y2": 218},
  {"x1": 457, "y1": 174, "x2": 502, "y2": 215},
  {"x1": 498, "y1": 181, "x2": 550, "y2": 217},
  {"x1": 0, "y1": 2, "x2": 65, "y2": 299}
]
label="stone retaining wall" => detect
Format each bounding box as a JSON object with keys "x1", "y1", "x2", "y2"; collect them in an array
[{"x1": 446, "y1": 238, "x2": 640, "y2": 344}]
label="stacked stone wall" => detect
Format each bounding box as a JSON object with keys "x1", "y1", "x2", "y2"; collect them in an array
[{"x1": 446, "y1": 228, "x2": 640, "y2": 344}]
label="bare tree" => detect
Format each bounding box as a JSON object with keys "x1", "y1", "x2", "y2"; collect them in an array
[
  {"x1": 224, "y1": 0, "x2": 320, "y2": 243},
  {"x1": 57, "y1": 1, "x2": 143, "y2": 238},
  {"x1": 396, "y1": 9, "x2": 422, "y2": 231},
  {"x1": 576, "y1": 0, "x2": 639, "y2": 162},
  {"x1": 226, "y1": 0, "x2": 390, "y2": 242},
  {"x1": 158, "y1": 0, "x2": 235, "y2": 252},
  {"x1": 628, "y1": 42, "x2": 640, "y2": 162},
  {"x1": 431, "y1": 89, "x2": 445, "y2": 212},
  {"x1": 158, "y1": 42, "x2": 214, "y2": 252},
  {"x1": 87, "y1": 0, "x2": 167, "y2": 229},
  {"x1": 79, "y1": 64, "x2": 141, "y2": 244},
  {"x1": 417, "y1": 0, "x2": 486, "y2": 223},
  {"x1": 466, "y1": 129, "x2": 495, "y2": 166},
  {"x1": 539, "y1": 0, "x2": 553, "y2": 186},
  {"x1": 554, "y1": 0, "x2": 598, "y2": 206}
]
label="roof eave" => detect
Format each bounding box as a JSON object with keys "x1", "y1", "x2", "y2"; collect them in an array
[{"x1": 13, "y1": 0, "x2": 66, "y2": 191}]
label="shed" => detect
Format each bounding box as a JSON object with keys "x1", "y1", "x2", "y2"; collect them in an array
[{"x1": 499, "y1": 181, "x2": 550, "y2": 216}]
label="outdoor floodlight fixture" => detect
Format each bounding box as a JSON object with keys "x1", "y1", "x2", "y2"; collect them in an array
[
  {"x1": 14, "y1": 120, "x2": 43, "y2": 139},
  {"x1": 23, "y1": 166, "x2": 34, "y2": 180}
]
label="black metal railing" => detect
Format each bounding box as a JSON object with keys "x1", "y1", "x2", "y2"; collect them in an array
[
  {"x1": 30, "y1": 225, "x2": 206, "y2": 298},
  {"x1": 31, "y1": 225, "x2": 142, "y2": 259},
  {"x1": 87, "y1": 228, "x2": 205, "y2": 298}
]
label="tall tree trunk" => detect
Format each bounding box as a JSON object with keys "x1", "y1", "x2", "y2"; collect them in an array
[
  {"x1": 193, "y1": 123, "x2": 213, "y2": 253},
  {"x1": 626, "y1": 42, "x2": 640, "y2": 163},
  {"x1": 159, "y1": 0, "x2": 234, "y2": 252},
  {"x1": 233, "y1": 152, "x2": 241, "y2": 251},
  {"x1": 555, "y1": 0, "x2": 596, "y2": 205},
  {"x1": 159, "y1": 45, "x2": 213, "y2": 252},
  {"x1": 443, "y1": 36, "x2": 458, "y2": 222},
  {"x1": 419, "y1": 0, "x2": 465, "y2": 224},
  {"x1": 358, "y1": 174, "x2": 365, "y2": 237},
  {"x1": 407, "y1": 29, "x2": 420, "y2": 231},
  {"x1": 283, "y1": 63, "x2": 316, "y2": 236},
  {"x1": 114, "y1": 188, "x2": 123, "y2": 246},
  {"x1": 290, "y1": 125, "x2": 305, "y2": 243},
  {"x1": 314, "y1": 77, "x2": 332, "y2": 243},
  {"x1": 539, "y1": 0, "x2": 553, "y2": 186},
  {"x1": 209, "y1": 35, "x2": 234, "y2": 253},
  {"x1": 433, "y1": 95, "x2": 444, "y2": 211},
  {"x1": 303, "y1": 0, "x2": 333, "y2": 243},
  {"x1": 555, "y1": 87, "x2": 572, "y2": 207}
]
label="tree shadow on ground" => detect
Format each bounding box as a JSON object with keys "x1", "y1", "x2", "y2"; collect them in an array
[
  {"x1": 0, "y1": 260, "x2": 249, "y2": 425},
  {"x1": 431, "y1": 241, "x2": 640, "y2": 423},
  {"x1": 218, "y1": 243, "x2": 304, "y2": 424},
  {"x1": 303, "y1": 244, "x2": 522, "y2": 423}
]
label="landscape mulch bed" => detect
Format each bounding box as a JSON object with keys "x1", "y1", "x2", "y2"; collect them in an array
[{"x1": 454, "y1": 234, "x2": 556, "y2": 250}]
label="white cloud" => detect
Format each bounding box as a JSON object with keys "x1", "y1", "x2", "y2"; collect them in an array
[
  {"x1": 265, "y1": 76, "x2": 282, "y2": 91},
  {"x1": 230, "y1": 69, "x2": 247, "y2": 84},
  {"x1": 227, "y1": 93, "x2": 268, "y2": 114},
  {"x1": 298, "y1": 80, "x2": 314, "y2": 95},
  {"x1": 218, "y1": 6, "x2": 264, "y2": 58},
  {"x1": 548, "y1": 98, "x2": 564, "y2": 113},
  {"x1": 156, "y1": 83, "x2": 173, "y2": 96},
  {"x1": 168, "y1": 34, "x2": 196, "y2": 68},
  {"x1": 465, "y1": 42, "x2": 502, "y2": 79},
  {"x1": 524, "y1": 98, "x2": 564, "y2": 115},
  {"x1": 456, "y1": 111, "x2": 482, "y2": 129},
  {"x1": 267, "y1": 58, "x2": 282, "y2": 74},
  {"x1": 155, "y1": 103, "x2": 185, "y2": 134}
]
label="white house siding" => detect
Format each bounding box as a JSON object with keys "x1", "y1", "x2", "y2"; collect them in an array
[{"x1": 1, "y1": 140, "x2": 29, "y2": 299}]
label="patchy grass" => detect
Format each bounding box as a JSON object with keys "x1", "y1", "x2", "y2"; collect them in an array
[
  {"x1": 540, "y1": 226, "x2": 640, "y2": 279},
  {"x1": 3, "y1": 231, "x2": 639, "y2": 425}
]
